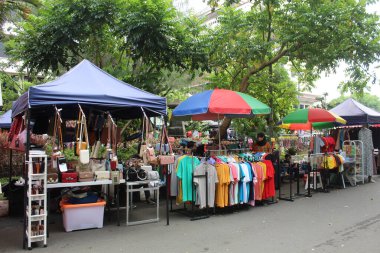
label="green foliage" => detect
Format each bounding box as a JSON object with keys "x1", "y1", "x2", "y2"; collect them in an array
[
  {"x1": 0, "y1": 177, "x2": 19, "y2": 186},
  {"x1": 5, "y1": 0, "x2": 209, "y2": 95},
  {"x1": 6, "y1": 0, "x2": 121, "y2": 73},
  {"x1": 203, "y1": 1, "x2": 380, "y2": 136},
  {"x1": 0, "y1": 72, "x2": 35, "y2": 111},
  {"x1": 328, "y1": 93, "x2": 380, "y2": 111},
  {"x1": 117, "y1": 144, "x2": 138, "y2": 161},
  {"x1": 0, "y1": 0, "x2": 41, "y2": 38},
  {"x1": 206, "y1": 1, "x2": 380, "y2": 94}
]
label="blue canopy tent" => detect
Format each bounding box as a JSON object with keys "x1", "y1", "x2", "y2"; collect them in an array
[
  {"x1": 12, "y1": 59, "x2": 167, "y2": 119},
  {"x1": 330, "y1": 98, "x2": 380, "y2": 125},
  {"x1": 10, "y1": 60, "x2": 170, "y2": 243},
  {"x1": 0, "y1": 109, "x2": 11, "y2": 129}
]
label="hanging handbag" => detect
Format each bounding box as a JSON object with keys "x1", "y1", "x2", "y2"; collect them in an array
[
  {"x1": 139, "y1": 117, "x2": 147, "y2": 158},
  {"x1": 75, "y1": 107, "x2": 88, "y2": 156},
  {"x1": 52, "y1": 107, "x2": 64, "y2": 152},
  {"x1": 9, "y1": 117, "x2": 26, "y2": 152},
  {"x1": 146, "y1": 146, "x2": 158, "y2": 165},
  {"x1": 139, "y1": 116, "x2": 157, "y2": 165},
  {"x1": 158, "y1": 125, "x2": 175, "y2": 165}
]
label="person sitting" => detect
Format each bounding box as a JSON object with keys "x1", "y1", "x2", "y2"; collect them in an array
[{"x1": 253, "y1": 132, "x2": 272, "y2": 153}]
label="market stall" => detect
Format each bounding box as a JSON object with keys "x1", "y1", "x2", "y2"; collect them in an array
[
  {"x1": 171, "y1": 89, "x2": 277, "y2": 219},
  {"x1": 330, "y1": 98, "x2": 380, "y2": 179},
  {"x1": 9, "y1": 59, "x2": 167, "y2": 249},
  {"x1": 281, "y1": 108, "x2": 347, "y2": 197}
]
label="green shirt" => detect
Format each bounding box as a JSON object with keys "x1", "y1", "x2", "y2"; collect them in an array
[{"x1": 176, "y1": 156, "x2": 200, "y2": 202}]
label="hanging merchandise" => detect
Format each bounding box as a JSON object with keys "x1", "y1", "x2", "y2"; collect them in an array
[
  {"x1": 106, "y1": 113, "x2": 118, "y2": 155},
  {"x1": 76, "y1": 105, "x2": 90, "y2": 165},
  {"x1": 158, "y1": 124, "x2": 175, "y2": 165},
  {"x1": 9, "y1": 115, "x2": 26, "y2": 152},
  {"x1": 176, "y1": 155, "x2": 201, "y2": 202},
  {"x1": 141, "y1": 114, "x2": 158, "y2": 165},
  {"x1": 359, "y1": 127, "x2": 374, "y2": 179},
  {"x1": 52, "y1": 107, "x2": 64, "y2": 152},
  {"x1": 171, "y1": 151, "x2": 276, "y2": 210},
  {"x1": 194, "y1": 162, "x2": 218, "y2": 209}
]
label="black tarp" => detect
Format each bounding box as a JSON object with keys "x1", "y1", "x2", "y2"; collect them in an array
[{"x1": 330, "y1": 98, "x2": 380, "y2": 125}]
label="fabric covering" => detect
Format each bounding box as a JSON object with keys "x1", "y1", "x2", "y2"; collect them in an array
[
  {"x1": 0, "y1": 109, "x2": 12, "y2": 129},
  {"x1": 330, "y1": 98, "x2": 380, "y2": 125},
  {"x1": 12, "y1": 59, "x2": 166, "y2": 119}
]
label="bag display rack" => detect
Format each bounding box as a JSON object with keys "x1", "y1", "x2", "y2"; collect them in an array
[{"x1": 25, "y1": 150, "x2": 48, "y2": 250}]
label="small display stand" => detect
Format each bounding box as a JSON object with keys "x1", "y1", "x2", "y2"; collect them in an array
[
  {"x1": 25, "y1": 150, "x2": 48, "y2": 250},
  {"x1": 126, "y1": 180, "x2": 160, "y2": 226},
  {"x1": 343, "y1": 140, "x2": 364, "y2": 186}
]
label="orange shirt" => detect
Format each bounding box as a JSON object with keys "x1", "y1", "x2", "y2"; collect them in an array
[{"x1": 215, "y1": 164, "x2": 230, "y2": 208}]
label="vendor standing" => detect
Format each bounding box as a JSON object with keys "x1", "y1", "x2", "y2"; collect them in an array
[{"x1": 253, "y1": 132, "x2": 272, "y2": 153}]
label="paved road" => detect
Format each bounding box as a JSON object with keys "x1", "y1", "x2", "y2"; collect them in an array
[{"x1": 1, "y1": 177, "x2": 380, "y2": 253}]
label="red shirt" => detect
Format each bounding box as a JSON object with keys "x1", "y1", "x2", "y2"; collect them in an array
[{"x1": 262, "y1": 160, "x2": 276, "y2": 199}]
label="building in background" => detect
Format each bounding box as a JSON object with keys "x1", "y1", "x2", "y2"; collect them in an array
[{"x1": 297, "y1": 92, "x2": 322, "y2": 109}]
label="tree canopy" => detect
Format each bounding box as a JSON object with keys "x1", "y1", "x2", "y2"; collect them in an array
[
  {"x1": 5, "y1": 0, "x2": 208, "y2": 94},
  {"x1": 0, "y1": 0, "x2": 41, "y2": 39},
  {"x1": 202, "y1": 0, "x2": 380, "y2": 136}
]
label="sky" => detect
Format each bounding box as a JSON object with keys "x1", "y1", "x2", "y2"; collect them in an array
[{"x1": 184, "y1": 0, "x2": 380, "y2": 102}]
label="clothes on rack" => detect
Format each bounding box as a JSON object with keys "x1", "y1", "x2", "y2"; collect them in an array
[
  {"x1": 215, "y1": 163, "x2": 231, "y2": 208},
  {"x1": 171, "y1": 153, "x2": 276, "y2": 209},
  {"x1": 194, "y1": 163, "x2": 218, "y2": 209},
  {"x1": 176, "y1": 155, "x2": 201, "y2": 202},
  {"x1": 359, "y1": 127, "x2": 374, "y2": 177}
]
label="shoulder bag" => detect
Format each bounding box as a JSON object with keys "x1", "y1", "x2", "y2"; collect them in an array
[{"x1": 158, "y1": 125, "x2": 175, "y2": 165}]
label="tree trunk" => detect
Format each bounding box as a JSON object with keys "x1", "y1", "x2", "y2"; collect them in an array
[{"x1": 218, "y1": 117, "x2": 232, "y2": 140}]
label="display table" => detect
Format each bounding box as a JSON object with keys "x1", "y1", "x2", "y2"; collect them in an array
[
  {"x1": 126, "y1": 180, "x2": 160, "y2": 226},
  {"x1": 46, "y1": 179, "x2": 125, "y2": 189}
]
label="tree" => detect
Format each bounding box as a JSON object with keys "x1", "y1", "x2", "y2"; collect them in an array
[
  {"x1": 5, "y1": 0, "x2": 208, "y2": 94},
  {"x1": 328, "y1": 93, "x2": 380, "y2": 112},
  {"x1": 0, "y1": 0, "x2": 41, "y2": 38},
  {"x1": 204, "y1": 1, "x2": 380, "y2": 137},
  {"x1": 0, "y1": 72, "x2": 34, "y2": 111}
]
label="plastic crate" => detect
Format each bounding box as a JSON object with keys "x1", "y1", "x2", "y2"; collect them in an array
[{"x1": 60, "y1": 199, "x2": 106, "y2": 232}]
